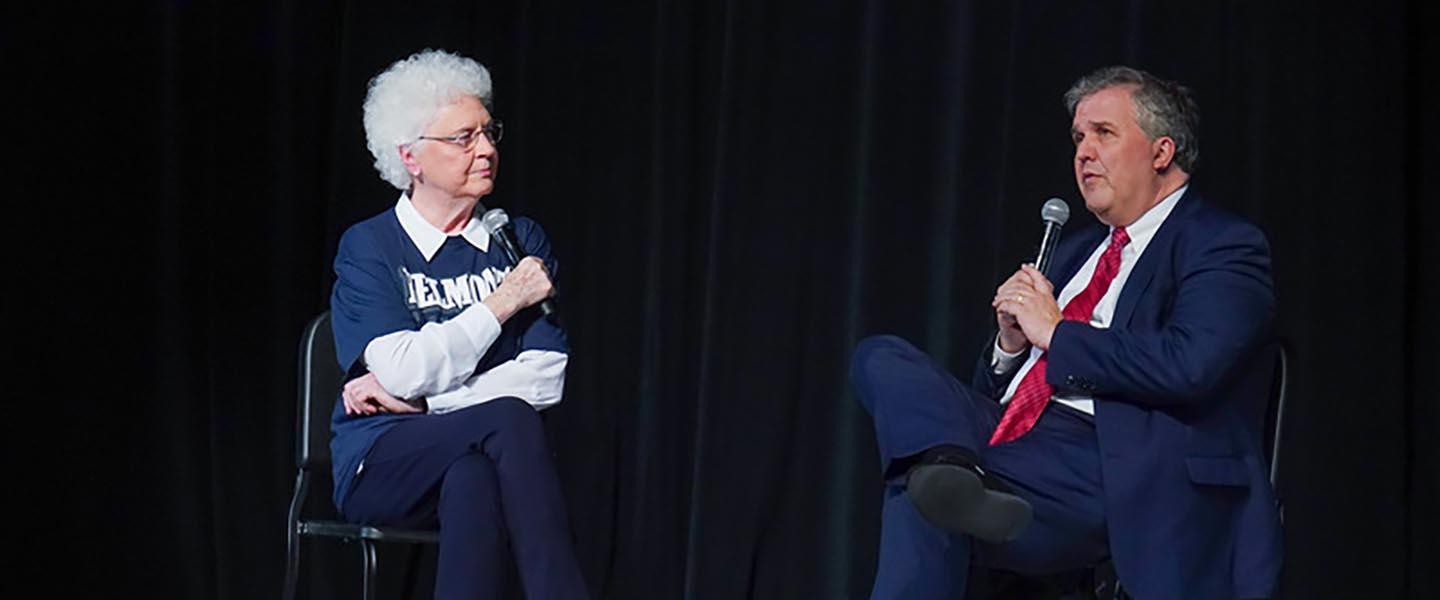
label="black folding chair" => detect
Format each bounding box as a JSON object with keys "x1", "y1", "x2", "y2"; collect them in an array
[
  {"x1": 1098, "y1": 340, "x2": 1291, "y2": 600},
  {"x1": 282, "y1": 312, "x2": 438, "y2": 600},
  {"x1": 968, "y1": 340, "x2": 1295, "y2": 600}
]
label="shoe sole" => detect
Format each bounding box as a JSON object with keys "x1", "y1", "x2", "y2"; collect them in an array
[{"x1": 906, "y1": 464, "x2": 1033, "y2": 543}]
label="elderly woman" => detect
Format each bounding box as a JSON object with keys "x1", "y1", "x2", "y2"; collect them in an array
[{"x1": 329, "y1": 49, "x2": 588, "y2": 599}]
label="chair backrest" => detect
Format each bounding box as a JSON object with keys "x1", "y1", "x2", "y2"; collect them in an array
[
  {"x1": 1264, "y1": 341, "x2": 1290, "y2": 489},
  {"x1": 296, "y1": 312, "x2": 342, "y2": 470}
]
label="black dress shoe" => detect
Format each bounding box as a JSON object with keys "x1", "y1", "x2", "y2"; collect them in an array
[{"x1": 905, "y1": 452, "x2": 1033, "y2": 543}]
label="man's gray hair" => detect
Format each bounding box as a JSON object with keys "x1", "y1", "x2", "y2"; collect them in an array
[
  {"x1": 363, "y1": 49, "x2": 494, "y2": 190},
  {"x1": 1064, "y1": 66, "x2": 1200, "y2": 173}
]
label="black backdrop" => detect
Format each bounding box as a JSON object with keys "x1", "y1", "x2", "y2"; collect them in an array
[{"x1": 9, "y1": 1, "x2": 1437, "y2": 598}]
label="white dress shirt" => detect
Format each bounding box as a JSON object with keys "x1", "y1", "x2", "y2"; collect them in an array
[
  {"x1": 362, "y1": 195, "x2": 567, "y2": 414},
  {"x1": 991, "y1": 185, "x2": 1187, "y2": 414}
]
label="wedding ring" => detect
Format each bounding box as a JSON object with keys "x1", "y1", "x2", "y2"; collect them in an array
[{"x1": 1015, "y1": 294, "x2": 1024, "y2": 304}]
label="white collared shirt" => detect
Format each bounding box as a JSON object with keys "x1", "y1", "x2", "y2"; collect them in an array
[
  {"x1": 992, "y1": 185, "x2": 1188, "y2": 414},
  {"x1": 393, "y1": 192, "x2": 492, "y2": 259},
  {"x1": 362, "y1": 194, "x2": 567, "y2": 414}
]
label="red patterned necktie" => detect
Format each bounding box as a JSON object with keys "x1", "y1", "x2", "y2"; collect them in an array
[{"x1": 989, "y1": 227, "x2": 1131, "y2": 445}]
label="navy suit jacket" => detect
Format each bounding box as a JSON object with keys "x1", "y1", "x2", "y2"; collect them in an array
[{"x1": 974, "y1": 189, "x2": 1282, "y2": 600}]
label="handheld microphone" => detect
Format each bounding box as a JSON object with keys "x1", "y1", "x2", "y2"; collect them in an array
[
  {"x1": 479, "y1": 208, "x2": 557, "y2": 317},
  {"x1": 1034, "y1": 198, "x2": 1070, "y2": 277}
]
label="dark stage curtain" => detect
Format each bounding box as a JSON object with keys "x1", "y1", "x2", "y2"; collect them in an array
[{"x1": 11, "y1": 0, "x2": 1436, "y2": 598}]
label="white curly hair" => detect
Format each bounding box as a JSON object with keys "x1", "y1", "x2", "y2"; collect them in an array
[{"x1": 362, "y1": 49, "x2": 494, "y2": 189}]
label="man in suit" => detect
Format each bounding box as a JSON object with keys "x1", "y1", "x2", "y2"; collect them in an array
[{"x1": 852, "y1": 66, "x2": 1282, "y2": 600}]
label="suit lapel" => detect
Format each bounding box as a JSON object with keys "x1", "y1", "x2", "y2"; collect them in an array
[{"x1": 1112, "y1": 189, "x2": 1196, "y2": 328}]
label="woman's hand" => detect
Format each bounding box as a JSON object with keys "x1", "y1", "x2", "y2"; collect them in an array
[
  {"x1": 342, "y1": 372, "x2": 422, "y2": 415},
  {"x1": 482, "y1": 256, "x2": 554, "y2": 323}
]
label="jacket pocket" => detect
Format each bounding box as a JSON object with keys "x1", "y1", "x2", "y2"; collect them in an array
[{"x1": 1185, "y1": 456, "x2": 1251, "y2": 487}]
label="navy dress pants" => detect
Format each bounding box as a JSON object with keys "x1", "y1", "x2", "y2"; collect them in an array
[
  {"x1": 851, "y1": 335, "x2": 1111, "y2": 600},
  {"x1": 342, "y1": 398, "x2": 588, "y2": 600}
]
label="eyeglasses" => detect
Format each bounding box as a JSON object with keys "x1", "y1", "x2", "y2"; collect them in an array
[{"x1": 416, "y1": 120, "x2": 504, "y2": 150}]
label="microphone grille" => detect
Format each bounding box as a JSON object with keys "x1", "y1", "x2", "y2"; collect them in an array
[
  {"x1": 1041, "y1": 197, "x2": 1070, "y2": 226},
  {"x1": 480, "y1": 208, "x2": 510, "y2": 235}
]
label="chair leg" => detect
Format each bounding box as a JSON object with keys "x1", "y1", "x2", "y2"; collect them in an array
[
  {"x1": 362, "y1": 540, "x2": 378, "y2": 600},
  {"x1": 282, "y1": 533, "x2": 300, "y2": 600},
  {"x1": 283, "y1": 472, "x2": 308, "y2": 600}
]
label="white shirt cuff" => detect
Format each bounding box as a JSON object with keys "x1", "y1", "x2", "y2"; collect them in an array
[
  {"x1": 426, "y1": 350, "x2": 567, "y2": 414},
  {"x1": 991, "y1": 335, "x2": 1027, "y2": 375}
]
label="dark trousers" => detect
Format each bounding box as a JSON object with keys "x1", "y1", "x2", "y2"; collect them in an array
[
  {"x1": 342, "y1": 398, "x2": 588, "y2": 600},
  {"x1": 851, "y1": 335, "x2": 1110, "y2": 600}
]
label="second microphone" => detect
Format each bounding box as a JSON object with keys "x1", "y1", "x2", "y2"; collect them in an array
[{"x1": 480, "y1": 208, "x2": 558, "y2": 317}]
